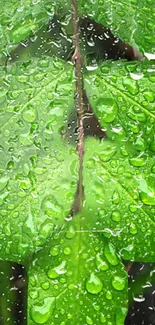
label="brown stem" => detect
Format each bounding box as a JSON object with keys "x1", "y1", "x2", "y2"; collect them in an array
[{"x1": 72, "y1": 0, "x2": 84, "y2": 211}]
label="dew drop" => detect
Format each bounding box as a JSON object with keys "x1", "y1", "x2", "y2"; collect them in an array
[
  {"x1": 129, "y1": 157, "x2": 146, "y2": 167},
  {"x1": 86, "y1": 273, "x2": 103, "y2": 294},
  {"x1": 104, "y1": 243, "x2": 119, "y2": 266},
  {"x1": 47, "y1": 261, "x2": 67, "y2": 279},
  {"x1": 22, "y1": 105, "x2": 37, "y2": 123},
  {"x1": 95, "y1": 253, "x2": 109, "y2": 271},
  {"x1": 96, "y1": 97, "x2": 118, "y2": 123},
  {"x1": 111, "y1": 211, "x2": 121, "y2": 222},
  {"x1": 123, "y1": 78, "x2": 139, "y2": 95},
  {"x1": 129, "y1": 223, "x2": 138, "y2": 235},
  {"x1": 112, "y1": 275, "x2": 126, "y2": 291},
  {"x1": 41, "y1": 282, "x2": 50, "y2": 290},
  {"x1": 112, "y1": 191, "x2": 120, "y2": 204},
  {"x1": 50, "y1": 246, "x2": 59, "y2": 257},
  {"x1": 105, "y1": 290, "x2": 112, "y2": 300},
  {"x1": 30, "y1": 297, "x2": 55, "y2": 324},
  {"x1": 100, "y1": 313, "x2": 106, "y2": 323},
  {"x1": 0, "y1": 176, "x2": 9, "y2": 191},
  {"x1": 65, "y1": 225, "x2": 76, "y2": 239},
  {"x1": 86, "y1": 316, "x2": 93, "y2": 324},
  {"x1": 41, "y1": 195, "x2": 63, "y2": 219},
  {"x1": 63, "y1": 246, "x2": 71, "y2": 255},
  {"x1": 139, "y1": 178, "x2": 155, "y2": 205}
]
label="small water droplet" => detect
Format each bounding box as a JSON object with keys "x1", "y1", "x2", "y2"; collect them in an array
[
  {"x1": 86, "y1": 273, "x2": 103, "y2": 294},
  {"x1": 30, "y1": 297, "x2": 55, "y2": 324}
]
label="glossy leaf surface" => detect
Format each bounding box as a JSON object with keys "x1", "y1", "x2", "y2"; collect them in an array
[
  {"x1": 0, "y1": 57, "x2": 78, "y2": 262},
  {"x1": 28, "y1": 216, "x2": 128, "y2": 325}
]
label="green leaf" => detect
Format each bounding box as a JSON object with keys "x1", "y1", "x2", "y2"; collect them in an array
[
  {"x1": 83, "y1": 137, "x2": 155, "y2": 262},
  {"x1": 84, "y1": 60, "x2": 155, "y2": 154},
  {"x1": 0, "y1": 0, "x2": 71, "y2": 54},
  {"x1": 0, "y1": 57, "x2": 78, "y2": 262},
  {"x1": 28, "y1": 216, "x2": 128, "y2": 325},
  {"x1": 79, "y1": 0, "x2": 155, "y2": 53}
]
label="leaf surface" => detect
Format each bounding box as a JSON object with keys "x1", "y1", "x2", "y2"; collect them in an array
[
  {"x1": 28, "y1": 216, "x2": 128, "y2": 325},
  {"x1": 79, "y1": 0, "x2": 155, "y2": 53},
  {"x1": 0, "y1": 57, "x2": 78, "y2": 262}
]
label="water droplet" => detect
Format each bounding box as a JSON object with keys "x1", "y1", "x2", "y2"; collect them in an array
[
  {"x1": 63, "y1": 246, "x2": 71, "y2": 255},
  {"x1": 112, "y1": 276, "x2": 126, "y2": 291},
  {"x1": 104, "y1": 243, "x2": 119, "y2": 266},
  {"x1": 112, "y1": 191, "x2": 120, "y2": 204},
  {"x1": 86, "y1": 273, "x2": 103, "y2": 294},
  {"x1": 41, "y1": 195, "x2": 63, "y2": 219},
  {"x1": 19, "y1": 178, "x2": 31, "y2": 190},
  {"x1": 129, "y1": 223, "x2": 138, "y2": 235},
  {"x1": 96, "y1": 97, "x2": 118, "y2": 123},
  {"x1": 41, "y1": 282, "x2": 50, "y2": 290},
  {"x1": 143, "y1": 91, "x2": 155, "y2": 103},
  {"x1": 22, "y1": 105, "x2": 37, "y2": 123},
  {"x1": 29, "y1": 289, "x2": 39, "y2": 299},
  {"x1": 30, "y1": 297, "x2": 55, "y2": 324},
  {"x1": 65, "y1": 225, "x2": 76, "y2": 239},
  {"x1": 47, "y1": 261, "x2": 67, "y2": 279},
  {"x1": 0, "y1": 176, "x2": 9, "y2": 191},
  {"x1": 151, "y1": 165, "x2": 155, "y2": 173},
  {"x1": 129, "y1": 157, "x2": 146, "y2": 167},
  {"x1": 86, "y1": 316, "x2": 93, "y2": 324},
  {"x1": 111, "y1": 211, "x2": 121, "y2": 222},
  {"x1": 95, "y1": 253, "x2": 109, "y2": 271},
  {"x1": 123, "y1": 78, "x2": 139, "y2": 95},
  {"x1": 34, "y1": 167, "x2": 47, "y2": 175},
  {"x1": 105, "y1": 290, "x2": 112, "y2": 300},
  {"x1": 100, "y1": 313, "x2": 106, "y2": 323},
  {"x1": 50, "y1": 246, "x2": 59, "y2": 257},
  {"x1": 139, "y1": 178, "x2": 155, "y2": 205}
]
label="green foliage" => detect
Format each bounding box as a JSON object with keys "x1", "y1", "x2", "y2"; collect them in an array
[
  {"x1": 79, "y1": 0, "x2": 155, "y2": 53},
  {"x1": 0, "y1": 0, "x2": 155, "y2": 324}
]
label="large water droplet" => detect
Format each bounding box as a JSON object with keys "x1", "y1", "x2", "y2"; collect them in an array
[
  {"x1": 129, "y1": 157, "x2": 146, "y2": 167},
  {"x1": 41, "y1": 195, "x2": 63, "y2": 219},
  {"x1": 96, "y1": 97, "x2": 117, "y2": 123},
  {"x1": 123, "y1": 78, "x2": 139, "y2": 95},
  {"x1": 22, "y1": 105, "x2": 37, "y2": 123},
  {"x1": 47, "y1": 261, "x2": 67, "y2": 279},
  {"x1": 86, "y1": 316, "x2": 93, "y2": 324},
  {"x1": 86, "y1": 273, "x2": 103, "y2": 294},
  {"x1": 30, "y1": 297, "x2": 55, "y2": 324},
  {"x1": 0, "y1": 176, "x2": 9, "y2": 191},
  {"x1": 139, "y1": 178, "x2": 155, "y2": 205},
  {"x1": 112, "y1": 276, "x2": 126, "y2": 291},
  {"x1": 104, "y1": 243, "x2": 119, "y2": 266},
  {"x1": 95, "y1": 253, "x2": 109, "y2": 271}
]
